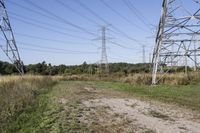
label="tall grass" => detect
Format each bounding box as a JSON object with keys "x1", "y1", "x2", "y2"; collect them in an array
[
  {"x1": 121, "y1": 72, "x2": 200, "y2": 85},
  {"x1": 61, "y1": 72, "x2": 200, "y2": 85},
  {"x1": 0, "y1": 75, "x2": 57, "y2": 130}
]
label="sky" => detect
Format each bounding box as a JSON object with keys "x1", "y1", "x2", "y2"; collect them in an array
[{"x1": 0, "y1": 0, "x2": 196, "y2": 65}]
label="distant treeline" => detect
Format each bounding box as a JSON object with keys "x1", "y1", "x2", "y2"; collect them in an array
[{"x1": 0, "y1": 60, "x2": 195, "y2": 75}]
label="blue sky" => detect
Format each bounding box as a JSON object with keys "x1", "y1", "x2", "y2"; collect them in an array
[{"x1": 0, "y1": 0, "x2": 181, "y2": 65}]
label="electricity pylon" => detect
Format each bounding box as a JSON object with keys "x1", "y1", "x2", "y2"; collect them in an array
[
  {"x1": 152, "y1": 0, "x2": 200, "y2": 84},
  {"x1": 94, "y1": 26, "x2": 109, "y2": 74},
  {"x1": 142, "y1": 45, "x2": 146, "y2": 63},
  {"x1": 0, "y1": 0, "x2": 24, "y2": 74},
  {"x1": 100, "y1": 26, "x2": 109, "y2": 73}
]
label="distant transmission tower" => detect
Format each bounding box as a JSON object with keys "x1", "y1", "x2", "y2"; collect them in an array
[
  {"x1": 152, "y1": 0, "x2": 200, "y2": 84},
  {"x1": 142, "y1": 45, "x2": 146, "y2": 63},
  {"x1": 0, "y1": 0, "x2": 24, "y2": 74},
  {"x1": 100, "y1": 26, "x2": 109, "y2": 73}
]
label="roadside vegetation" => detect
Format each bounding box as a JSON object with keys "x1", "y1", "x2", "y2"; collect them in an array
[{"x1": 0, "y1": 76, "x2": 57, "y2": 132}]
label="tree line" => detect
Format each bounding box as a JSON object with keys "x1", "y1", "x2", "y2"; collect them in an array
[
  {"x1": 0, "y1": 61, "x2": 152, "y2": 75},
  {"x1": 0, "y1": 60, "x2": 195, "y2": 75}
]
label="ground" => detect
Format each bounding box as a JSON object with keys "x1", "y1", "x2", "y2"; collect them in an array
[{"x1": 5, "y1": 81, "x2": 200, "y2": 133}]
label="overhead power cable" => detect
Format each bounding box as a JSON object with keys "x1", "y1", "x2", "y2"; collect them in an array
[
  {"x1": 9, "y1": 11, "x2": 92, "y2": 34},
  {"x1": 7, "y1": 0, "x2": 58, "y2": 21},
  {"x1": 100, "y1": 0, "x2": 146, "y2": 32},
  {"x1": 19, "y1": 47, "x2": 98, "y2": 55},
  {"x1": 55, "y1": 0, "x2": 100, "y2": 26},
  {"x1": 11, "y1": 16, "x2": 90, "y2": 40},
  {"x1": 108, "y1": 29, "x2": 145, "y2": 45},
  {"x1": 0, "y1": 37, "x2": 97, "y2": 55},
  {"x1": 122, "y1": 0, "x2": 152, "y2": 29},
  {"x1": 108, "y1": 41, "x2": 135, "y2": 50},
  {"x1": 74, "y1": 0, "x2": 144, "y2": 46},
  {"x1": 17, "y1": 41, "x2": 97, "y2": 54},
  {"x1": 14, "y1": 33, "x2": 93, "y2": 45},
  {"x1": 22, "y1": 0, "x2": 97, "y2": 36},
  {"x1": 7, "y1": 0, "x2": 93, "y2": 33}
]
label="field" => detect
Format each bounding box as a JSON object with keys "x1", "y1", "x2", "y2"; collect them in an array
[{"x1": 0, "y1": 75, "x2": 200, "y2": 132}]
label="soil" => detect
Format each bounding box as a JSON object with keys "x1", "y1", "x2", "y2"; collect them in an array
[{"x1": 58, "y1": 83, "x2": 200, "y2": 133}]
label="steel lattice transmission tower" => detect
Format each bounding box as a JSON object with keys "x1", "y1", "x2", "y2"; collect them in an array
[
  {"x1": 100, "y1": 26, "x2": 109, "y2": 73},
  {"x1": 0, "y1": 0, "x2": 24, "y2": 74},
  {"x1": 152, "y1": 0, "x2": 200, "y2": 84}
]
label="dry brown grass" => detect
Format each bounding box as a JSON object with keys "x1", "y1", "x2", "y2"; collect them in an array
[
  {"x1": 60, "y1": 72, "x2": 200, "y2": 85},
  {"x1": 0, "y1": 75, "x2": 57, "y2": 128},
  {"x1": 121, "y1": 72, "x2": 200, "y2": 85}
]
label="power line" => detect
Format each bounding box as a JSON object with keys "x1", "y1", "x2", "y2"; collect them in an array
[
  {"x1": 7, "y1": 0, "x2": 58, "y2": 21},
  {"x1": 16, "y1": 41, "x2": 97, "y2": 54},
  {"x1": 108, "y1": 41, "x2": 135, "y2": 50},
  {"x1": 19, "y1": 47, "x2": 98, "y2": 55},
  {"x1": 19, "y1": 43, "x2": 135, "y2": 62},
  {"x1": 0, "y1": 37, "x2": 97, "y2": 54},
  {"x1": 74, "y1": 0, "x2": 144, "y2": 46},
  {"x1": 9, "y1": 0, "x2": 147, "y2": 46},
  {"x1": 108, "y1": 29, "x2": 145, "y2": 45},
  {"x1": 11, "y1": 15, "x2": 90, "y2": 40},
  {"x1": 14, "y1": 33, "x2": 93, "y2": 45},
  {"x1": 93, "y1": 28, "x2": 138, "y2": 51},
  {"x1": 9, "y1": 11, "x2": 92, "y2": 34},
  {"x1": 74, "y1": 0, "x2": 108, "y2": 24},
  {"x1": 22, "y1": 0, "x2": 97, "y2": 36},
  {"x1": 55, "y1": 0, "x2": 100, "y2": 26},
  {"x1": 99, "y1": 0, "x2": 146, "y2": 32},
  {"x1": 8, "y1": 0, "x2": 95, "y2": 33},
  {"x1": 123, "y1": 0, "x2": 153, "y2": 28}
]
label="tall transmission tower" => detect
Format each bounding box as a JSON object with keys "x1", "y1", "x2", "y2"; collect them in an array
[
  {"x1": 152, "y1": 0, "x2": 200, "y2": 84},
  {"x1": 0, "y1": 0, "x2": 24, "y2": 74},
  {"x1": 100, "y1": 26, "x2": 109, "y2": 73},
  {"x1": 142, "y1": 45, "x2": 146, "y2": 63}
]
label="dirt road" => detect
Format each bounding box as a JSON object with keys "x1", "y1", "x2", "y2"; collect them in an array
[
  {"x1": 57, "y1": 81, "x2": 200, "y2": 133},
  {"x1": 83, "y1": 98, "x2": 200, "y2": 133}
]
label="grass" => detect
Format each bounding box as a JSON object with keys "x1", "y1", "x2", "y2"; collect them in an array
[
  {"x1": 3, "y1": 89, "x2": 59, "y2": 133},
  {"x1": 0, "y1": 75, "x2": 57, "y2": 132},
  {"x1": 1, "y1": 81, "x2": 91, "y2": 133},
  {"x1": 62, "y1": 72, "x2": 200, "y2": 85}
]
